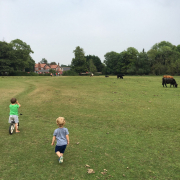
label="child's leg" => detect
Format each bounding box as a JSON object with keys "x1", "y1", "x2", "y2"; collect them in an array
[
  {"x1": 55, "y1": 145, "x2": 66, "y2": 163},
  {"x1": 56, "y1": 151, "x2": 61, "y2": 157},
  {"x1": 56, "y1": 151, "x2": 64, "y2": 157},
  {"x1": 15, "y1": 123, "x2": 20, "y2": 132}
]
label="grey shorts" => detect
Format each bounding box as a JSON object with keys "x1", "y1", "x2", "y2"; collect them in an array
[{"x1": 9, "y1": 115, "x2": 19, "y2": 124}]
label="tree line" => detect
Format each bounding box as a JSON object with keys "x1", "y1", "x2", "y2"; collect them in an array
[
  {"x1": 71, "y1": 41, "x2": 180, "y2": 75},
  {"x1": 1, "y1": 39, "x2": 180, "y2": 76}
]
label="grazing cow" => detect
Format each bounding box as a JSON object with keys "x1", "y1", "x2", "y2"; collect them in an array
[
  {"x1": 105, "y1": 75, "x2": 109, "y2": 77},
  {"x1": 90, "y1": 73, "x2": 94, "y2": 77},
  {"x1": 163, "y1": 75, "x2": 174, "y2": 79},
  {"x1": 162, "y1": 78, "x2": 178, "y2": 88},
  {"x1": 117, "y1": 74, "x2": 124, "y2": 79}
]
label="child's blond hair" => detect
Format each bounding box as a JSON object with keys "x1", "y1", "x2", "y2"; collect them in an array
[{"x1": 56, "y1": 117, "x2": 65, "y2": 127}]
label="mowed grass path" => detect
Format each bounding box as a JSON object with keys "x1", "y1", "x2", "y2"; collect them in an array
[{"x1": 0, "y1": 76, "x2": 180, "y2": 180}]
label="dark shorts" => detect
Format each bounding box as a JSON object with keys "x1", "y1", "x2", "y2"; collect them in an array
[{"x1": 55, "y1": 145, "x2": 67, "y2": 154}]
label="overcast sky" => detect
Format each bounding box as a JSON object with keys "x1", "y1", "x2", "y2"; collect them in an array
[{"x1": 1, "y1": 0, "x2": 180, "y2": 65}]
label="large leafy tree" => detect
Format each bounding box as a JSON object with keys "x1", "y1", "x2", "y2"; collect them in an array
[
  {"x1": 104, "y1": 51, "x2": 120, "y2": 74},
  {"x1": 176, "y1": 45, "x2": 180, "y2": 53},
  {"x1": 71, "y1": 46, "x2": 87, "y2": 73},
  {"x1": 10, "y1": 39, "x2": 34, "y2": 71},
  {"x1": 25, "y1": 56, "x2": 35, "y2": 72},
  {"x1": 85, "y1": 55, "x2": 103, "y2": 72},
  {"x1": 127, "y1": 50, "x2": 150, "y2": 75},
  {"x1": 125, "y1": 47, "x2": 139, "y2": 73},
  {"x1": 147, "y1": 41, "x2": 180, "y2": 75},
  {"x1": 40, "y1": 58, "x2": 48, "y2": 64},
  {"x1": 0, "y1": 41, "x2": 14, "y2": 75},
  {"x1": 88, "y1": 59, "x2": 97, "y2": 73}
]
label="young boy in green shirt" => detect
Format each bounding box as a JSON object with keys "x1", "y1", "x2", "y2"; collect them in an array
[{"x1": 9, "y1": 98, "x2": 21, "y2": 133}]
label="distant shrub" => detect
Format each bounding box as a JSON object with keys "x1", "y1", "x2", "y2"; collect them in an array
[
  {"x1": 94, "y1": 72, "x2": 102, "y2": 76},
  {"x1": 9, "y1": 72, "x2": 52, "y2": 76},
  {"x1": 9, "y1": 72, "x2": 39, "y2": 76},
  {"x1": 63, "y1": 70, "x2": 79, "y2": 76},
  {"x1": 38, "y1": 73, "x2": 51, "y2": 76}
]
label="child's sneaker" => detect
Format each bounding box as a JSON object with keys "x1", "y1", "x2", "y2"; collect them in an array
[{"x1": 59, "y1": 156, "x2": 63, "y2": 163}]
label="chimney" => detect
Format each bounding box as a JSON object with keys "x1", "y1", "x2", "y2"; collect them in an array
[
  {"x1": 58, "y1": 63, "x2": 59, "y2": 66},
  {"x1": 38, "y1": 62, "x2": 41, "y2": 70}
]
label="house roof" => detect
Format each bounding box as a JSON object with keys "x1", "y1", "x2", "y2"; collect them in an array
[
  {"x1": 35, "y1": 63, "x2": 47, "y2": 68},
  {"x1": 50, "y1": 65, "x2": 59, "y2": 69}
]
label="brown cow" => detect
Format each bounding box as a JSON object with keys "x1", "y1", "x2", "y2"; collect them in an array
[{"x1": 163, "y1": 75, "x2": 173, "y2": 79}]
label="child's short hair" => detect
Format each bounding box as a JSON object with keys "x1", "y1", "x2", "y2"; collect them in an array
[
  {"x1": 56, "y1": 117, "x2": 65, "y2": 127},
  {"x1": 11, "y1": 98, "x2": 17, "y2": 104}
]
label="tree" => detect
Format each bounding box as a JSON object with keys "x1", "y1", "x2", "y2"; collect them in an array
[
  {"x1": 71, "y1": 46, "x2": 88, "y2": 73},
  {"x1": 49, "y1": 69, "x2": 56, "y2": 74},
  {"x1": 25, "y1": 56, "x2": 35, "y2": 72},
  {"x1": 50, "y1": 62, "x2": 57, "y2": 65},
  {"x1": 152, "y1": 41, "x2": 174, "y2": 51},
  {"x1": 147, "y1": 41, "x2": 180, "y2": 75},
  {"x1": 40, "y1": 58, "x2": 48, "y2": 64},
  {"x1": 88, "y1": 59, "x2": 97, "y2": 73},
  {"x1": 0, "y1": 41, "x2": 14, "y2": 75},
  {"x1": 10, "y1": 39, "x2": 34, "y2": 71},
  {"x1": 125, "y1": 47, "x2": 139, "y2": 74},
  {"x1": 176, "y1": 45, "x2": 180, "y2": 53},
  {"x1": 104, "y1": 51, "x2": 120, "y2": 74},
  {"x1": 85, "y1": 55, "x2": 103, "y2": 72}
]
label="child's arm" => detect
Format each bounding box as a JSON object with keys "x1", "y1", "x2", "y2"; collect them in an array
[
  {"x1": 51, "y1": 136, "x2": 56, "y2": 145},
  {"x1": 16, "y1": 101, "x2": 21, "y2": 108},
  {"x1": 66, "y1": 134, "x2": 69, "y2": 145}
]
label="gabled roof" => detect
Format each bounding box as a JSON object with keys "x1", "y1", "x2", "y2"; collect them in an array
[
  {"x1": 50, "y1": 65, "x2": 59, "y2": 69},
  {"x1": 35, "y1": 63, "x2": 47, "y2": 68},
  {"x1": 40, "y1": 64, "x2": 47, "y2": 68}
]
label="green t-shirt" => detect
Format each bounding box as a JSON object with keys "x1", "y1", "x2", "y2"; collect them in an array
[{"x1": 9, "y1": 104, "x2": 19, "y2": 115}]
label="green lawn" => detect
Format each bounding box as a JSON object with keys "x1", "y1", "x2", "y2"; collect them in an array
[{"x1": 1, "y1": 76, "x2": 180, "y2": 180}]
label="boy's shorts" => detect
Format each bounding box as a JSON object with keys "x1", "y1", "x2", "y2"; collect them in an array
[
  {"x1": 55, "y1": 145, "x2": 67, "y2": 153},
  {"x1": 9, "y1": 115, "x2": 19, "y2": 123}
]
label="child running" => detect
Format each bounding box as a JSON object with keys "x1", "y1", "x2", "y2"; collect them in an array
[
  {"x1": 9, "y1": 98, "x2": 21, "y2": 133},
  {"x1": 51, "y1": 117, "x2": 69, "y2": 163}
]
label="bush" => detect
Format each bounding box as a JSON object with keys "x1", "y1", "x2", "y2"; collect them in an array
[
  {"x1": 38, "y1": 73, "x2": 51, "y2": 76},
  {"x1": 9, "y1": 71, "x2": 51, "y2": 76},
  {"x1": 63, "y1": 70, "x2": 79, "y2": 76},
  {"x1": 9, "y1": 72, "x2": 39, "y2": 76},
  {"x1": 94, "y1": 72, "x2": 102, "y2": 76}
]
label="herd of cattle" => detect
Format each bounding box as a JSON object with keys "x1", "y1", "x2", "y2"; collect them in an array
[{"x1": 90, "y1": 73, "x2": 178, "y2": 88}]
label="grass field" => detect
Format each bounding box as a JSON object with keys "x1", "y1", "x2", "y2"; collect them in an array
[{"x1": 1, "y1": 75, "x2": 180, "y2": 180}]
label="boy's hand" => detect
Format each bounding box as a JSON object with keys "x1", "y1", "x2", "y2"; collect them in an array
[{"x1": 51, "y1": 142, "x2": 54, "y2": 146}]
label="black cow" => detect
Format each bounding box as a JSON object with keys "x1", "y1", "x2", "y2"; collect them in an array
[
  {"x1": 105, "y1": 75, "x2": 109, "y2": 77},
  {"x1": 117, "y1": 74, "x2": 124, "y2": 79},
  {"x1": 162, "y1": 78, "x2": 178, "y2": 88}
]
